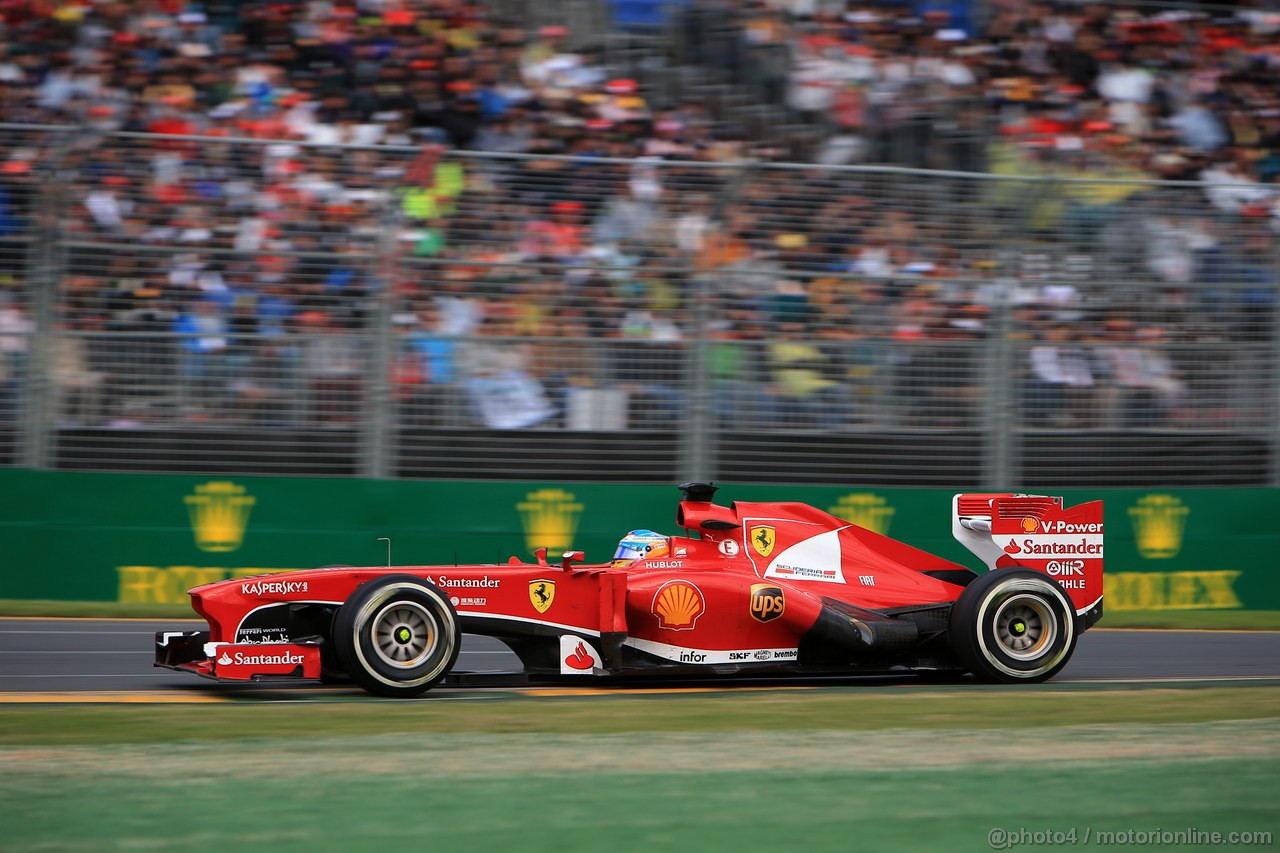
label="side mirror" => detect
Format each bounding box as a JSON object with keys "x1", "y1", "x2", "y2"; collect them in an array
[{"x1": 561, "y1": 550, "x2": 585, "y2": 569}]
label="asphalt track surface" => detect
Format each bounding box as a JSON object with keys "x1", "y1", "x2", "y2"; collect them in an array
[{"x1": 2, "y1": 618, "x2": 1279, "y2": 700}]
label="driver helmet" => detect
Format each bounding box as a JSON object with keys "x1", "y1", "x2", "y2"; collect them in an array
[{"x1": 611, "y1": 529, "x2": 670, "y2": 567}]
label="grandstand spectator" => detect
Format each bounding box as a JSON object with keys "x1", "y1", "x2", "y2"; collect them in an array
[
  {"x1": 1200, "y1": 149, "x2": 1275, "y2": 215},
  {"x1": 457, "y1": 309, "x2": 553, "y2": 429},
  {"x1": 530, "y1": 316, "x2": 602, "y2": 427},
  {"x1": 300, "y1": 310, "x2": 363, "y2": 424},
  {"x1": 224, "y1": 333, "x2": 305, "y2": 428},
  {"x1": 1024, "y1": 324, "x2": 1097, "y2": 427},
  {"x1": 707, "y1": 321, "x2": 768, "y2": 428},
  {"x1": 0, "y1": 157, "x2": 33, "y2": 237},
  {"x1": 173, "y1": 296, "x2": 230, "y2": 409},
  {"x1": 48, "y1": 317, "x2": 105, "y2": 427},
  {"x1": 1103, "y1": 324, "x2": 1186, "y2": 427},
  {"x1": 391, "y1": 303, "x2": 455, "y2": 427},
  {"x1": 0, "y1": 292, "x2": 32, "y2": 420},
  {"x1": 764, "y1": 320, "x2": 846, "y2": 429}
]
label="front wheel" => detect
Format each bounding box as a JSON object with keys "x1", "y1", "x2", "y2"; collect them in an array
[
  {"x1": 947, "y1": 568, "x2": 1077, "y2": 684},
  {"x1": 332, "y1": 575, "x2": 460, "y2": 697}
]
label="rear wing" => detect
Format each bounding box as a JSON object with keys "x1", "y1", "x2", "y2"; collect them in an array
[{"x1": 953, "y1": 493, "x2": 1104, "y2": 618}]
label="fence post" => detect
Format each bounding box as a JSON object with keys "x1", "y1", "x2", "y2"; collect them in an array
[
  {"x1": 680, "y1": 159, "x2": 758, "y2": 483},
  {"x1": 359, "y1": 164, "x2": 404, "y2": 480},
  {"x1": 19, "y1": 129, "x2": 74, "y2": 470},
  {"x1": 982, "y1": 172, "x2": 1049, "y2": 491},
  {"x1": 682, "y1": 274, "x2": 714, "y2": 483},
  {"x1": 1272, "y1": 293, "x2": 1280, "y2": 488},
  {"x1": 982, "y1": 278, "x2": 1016, "y2": 490}
]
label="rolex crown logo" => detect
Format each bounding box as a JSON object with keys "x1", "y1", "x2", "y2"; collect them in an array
[
  {"x1": 517, "y1": 488, "x2": 584, "y2": 554},
  {"x1": 185, "y1": 481, "x2": 256, "y2": 553},
  {"x1": 1128, "y1": 494, "x2": 1189, "y2": 559},
  {"x1": 828, "y1": 493, "x2": 895, "y2": 536}
]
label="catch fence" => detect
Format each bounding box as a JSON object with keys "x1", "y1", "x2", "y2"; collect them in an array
[{"x1": 0, "y1": 125, "x2": 1276, "y2": 487}]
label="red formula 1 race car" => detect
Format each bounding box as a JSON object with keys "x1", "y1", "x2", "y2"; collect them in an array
[{"x1": 156, "y1": 483, "x2": 1104, "y2": 696}]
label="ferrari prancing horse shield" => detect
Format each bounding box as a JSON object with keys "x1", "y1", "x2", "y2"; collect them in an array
[
  {"x1": 529, "y1": 579, "x2": 556, "y2": 613},
  {"x1": 750, "y1": 525, "x2": 775, "y2": 557}
]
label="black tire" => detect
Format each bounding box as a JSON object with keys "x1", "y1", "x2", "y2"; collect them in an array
[
  {"x1": 332, "y1": 575, "x2": 460, "y2": 697},
  {"x1": 947, "y1": 568, "x2": 1077, "y2": 684},
  {"x1": 314, "y1": 572, "x2": 352, "y2": 683}
]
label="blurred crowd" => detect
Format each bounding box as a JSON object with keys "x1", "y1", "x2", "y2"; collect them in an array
[
  {"x1": 0, "y1": 0, "x2": 1277, "y2": 434},
  {"x1": 0, "y1": 0, "x2": 745, "y2": 157},
  {"x1": 750, "y1": 1, "x2": 1280, "y2": 179}
]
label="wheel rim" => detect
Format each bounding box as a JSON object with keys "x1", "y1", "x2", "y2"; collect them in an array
[
  {"x1": 370, "y1": 600, "x2": 438, "y2": 669},
  {"x1": 992, "y1": 594, "x2": 1057, "y2": 661}
]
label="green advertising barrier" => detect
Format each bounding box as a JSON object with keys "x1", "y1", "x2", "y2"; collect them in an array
[{"x1": 0, "y1": 469, "x2": 1275, "y2": 611}]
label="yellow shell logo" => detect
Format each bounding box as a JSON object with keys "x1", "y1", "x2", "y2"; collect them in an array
[
  {"x1": 184, "y1": 481, "x2": 255, "y2": 553},
  {"x1": 1021, "y1": 517, "x2": 1039, "y2": 533},
  {"x1": 517, "y1": 488, "x2": 584, "y2": 554},
  {"x1": 828, "y1": 494, "x2": 895, "y2": 535},
  {"x1": 652, "y1": 581, "x2": 705, "y2": 631},
  {"x1": 1128, "y1": 494, "x2": 1189, "y2": 559}
]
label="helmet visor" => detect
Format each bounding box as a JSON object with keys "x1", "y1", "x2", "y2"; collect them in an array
[{"x1": 612, "y1": 541, "x2": 647, "y2": 564}]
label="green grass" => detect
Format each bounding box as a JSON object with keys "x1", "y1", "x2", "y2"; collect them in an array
[
  {"x1": 4, "y1": 599, "x2": 1279, "y2": 629},
  {"x1": 1, "y1": 693, "x2": 1276, "y2": 852},
  {"x1": 0, "y1": 599, "x2": 199, "y2": 619},
  {"x1": 3, "y1": 687, "x2": 1279, "y2": 745},
  {"x1": 1100, "y1": 609, "x2": 1280, "y2": 630},
  {"x1": 1, "y1": 755, "x2": 1275, "y2": 852},
  {"x1": 3, "y1": 690, "x2": 1276, "y2": 851}
]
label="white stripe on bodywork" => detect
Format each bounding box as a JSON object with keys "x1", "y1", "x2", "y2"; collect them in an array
[
  {"x1": 740, "y1": 516, "x2": 826, "y2": 580},
  {"x1": 1076, "y1": 594, "x2": 1103, "y2": 616},
  {"x1": 456, "y1": 612, "x2": 602, "y2": 636},
  {"x1": 624, "y1": 636, "x2": 798, "y2": 664},
  {"x1": 764, "y1": 527, "x2": 850, "y2": 585}
]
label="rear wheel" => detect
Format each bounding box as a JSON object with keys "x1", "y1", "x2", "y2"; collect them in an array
[
  {"x1": 332, "y1": 575, "x2": 460, "y2": 697},
  {"x1": 948, "y1": 568, "x2": 1077, "y2": 683}
]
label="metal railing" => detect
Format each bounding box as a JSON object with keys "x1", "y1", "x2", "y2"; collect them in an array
[{"x1": 1, "y1": 126, "x2": 1276, "y2": 486}]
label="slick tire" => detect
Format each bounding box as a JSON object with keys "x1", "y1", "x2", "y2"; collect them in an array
[
  {"x1": 947, "y1": 568, "x2": 1077, "y2": 684},
  {"x1": 332, "y1": 575, "x2": 460, "y2": 698},
  {"x1": 317, "y1": 567, "x2": 353, "y2": 684}
]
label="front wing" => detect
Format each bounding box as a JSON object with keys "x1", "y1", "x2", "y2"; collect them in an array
[{"x1": 156, "y1": 631, "x2": 322, "y2": 682}]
